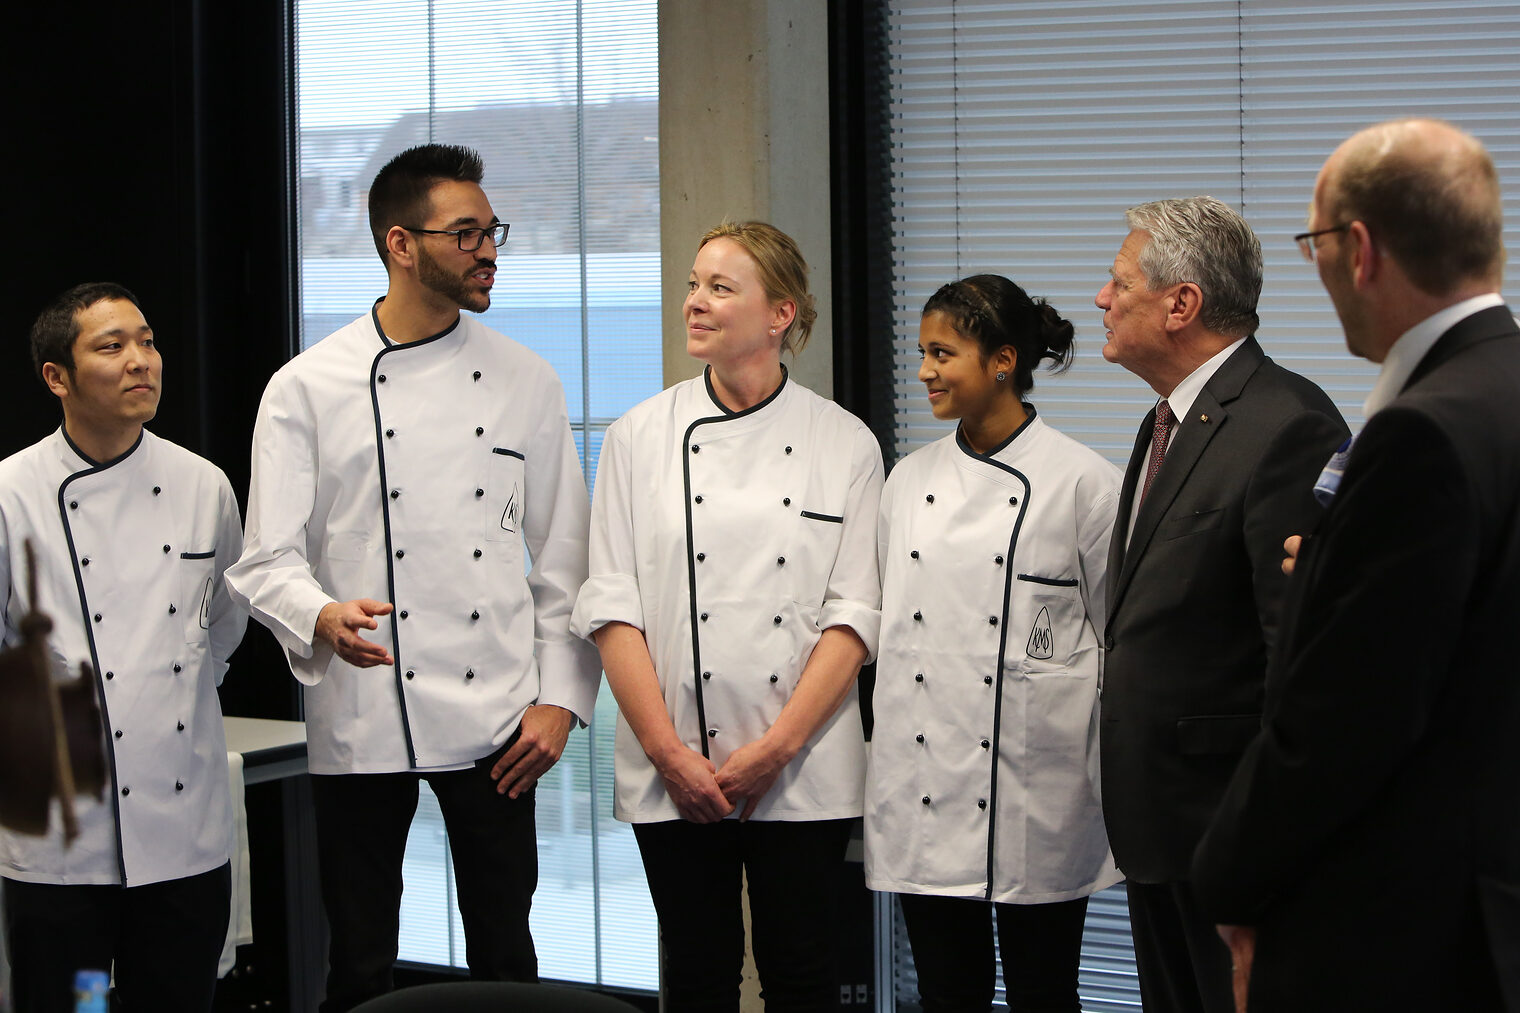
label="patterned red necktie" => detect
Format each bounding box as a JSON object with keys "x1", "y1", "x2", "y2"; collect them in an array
[{"x1": 1139, "y1": 399, "x2": 1174, "y2": 505}]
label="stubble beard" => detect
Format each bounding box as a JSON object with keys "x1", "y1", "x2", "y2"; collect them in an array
[{"x1": 417, "y1": 243, "x2": 492, "y2": 314}]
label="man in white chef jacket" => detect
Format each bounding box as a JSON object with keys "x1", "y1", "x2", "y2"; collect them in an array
[
  {"x1": 226, "y1": 143, "x2": 599, "y2": 1012},
  {"x1": 0, "y1": 282, "x2": 247, "y2": 1012}
]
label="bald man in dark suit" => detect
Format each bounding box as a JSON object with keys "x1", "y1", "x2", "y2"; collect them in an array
[{"x1": 1193, "y1": 119, "x2": 1520, "y2": 1012}]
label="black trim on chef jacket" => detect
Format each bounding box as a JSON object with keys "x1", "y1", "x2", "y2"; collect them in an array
[
  {"x1": 683, "y1": 365, "x2": 789, "y2": 759},
  {"x1": 952, "y1": 406, "x2": 1035, "y2": 900},
  {"x1": 368, "y1": 300, "x2": 463, "y2": 769},
  {"x1": 1016, "y1": 574, "x2": 1078, "y2": 588},
  {"x1": 56, "y1": 426, "x2": 146, "y2": 886}
]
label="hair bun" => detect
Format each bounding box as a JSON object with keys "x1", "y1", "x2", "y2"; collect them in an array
[{"x1": 1034, "y1": 299, "x2": 1075, "y2": 370}]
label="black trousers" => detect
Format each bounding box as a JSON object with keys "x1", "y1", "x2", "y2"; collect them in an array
[
  {"x1": 3, "y1": 862, "x2": 231, "y2": 1013},
  {"x1": 1124, "y1": 880, "x2": 1233, "y2": 1013},
  {"x1": 632, "y1": 817, "x2": 855, "y2": 1012},
  {"x1": 310, "y1": 755, "x2": 538, "y2": 1013},
  {"x1": 898, "y1": 892, "x2": 1090, "y2": 1013}
]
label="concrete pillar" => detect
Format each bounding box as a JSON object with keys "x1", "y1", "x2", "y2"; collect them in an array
[{"x1": 659, "y1": 0, "x2": 835, "y2": 396}]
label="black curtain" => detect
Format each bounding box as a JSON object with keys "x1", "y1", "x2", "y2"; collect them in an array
[
  {"x1": 829, "y1": 0, "x2": 895, "y2": 742},
  {"x1": 8, "y1": 3, "x2": 299, "y2": 720},
  {"x1": 829, "y1": 0, "x2": 896, "y2": 455}
]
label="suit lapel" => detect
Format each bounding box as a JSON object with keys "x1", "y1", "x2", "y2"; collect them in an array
[{"x1": 1107, "y1": 338, "x2": 1265, "y2": 629}]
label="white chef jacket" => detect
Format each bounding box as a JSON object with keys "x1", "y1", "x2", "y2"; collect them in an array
[
  {"x1": 571, "y1": 368, "x2": 883, "y2": 823},
  {"x1": 0, "y1": 428, "x2": 245, "y2": 887},
  {"x1": 226, "y1": 305, "x2": 600, "y2": 773},
  {"x1": 865, "y1": 411, "x2": 1123, "y2": 904}
]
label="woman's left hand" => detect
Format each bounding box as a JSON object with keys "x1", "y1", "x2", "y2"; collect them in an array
[{"x1": 715, "y1": 736, "x2": 795, "y2": 821}]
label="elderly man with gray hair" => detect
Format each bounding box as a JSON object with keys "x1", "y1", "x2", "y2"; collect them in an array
[{"x1": 1094, "y1": 196, "x2": 1347, "y2": 1013}]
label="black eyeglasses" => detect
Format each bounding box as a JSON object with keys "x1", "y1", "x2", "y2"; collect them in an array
[
  {"x1": 403, "y1": 222, "x2": 509, "y2": 252},
  {"x1": 1293, "y1": 224, "x2": 1351, "y2": 263}
]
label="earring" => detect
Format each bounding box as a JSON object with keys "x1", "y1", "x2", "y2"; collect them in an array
[
  {"x1": 996, "y1": 371, "x2": 1007, "y2": 382},
  {"x1": 770, "y1": 328, "x2": 777, "y2": 334}
]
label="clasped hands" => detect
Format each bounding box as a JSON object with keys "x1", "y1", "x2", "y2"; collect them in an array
[{"x1": 654, "y1": 736, "x2": 792, "y2": 823}]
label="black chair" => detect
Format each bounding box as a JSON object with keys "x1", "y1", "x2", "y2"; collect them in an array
[{"x1": 350, "y1": 981, "x2": 643, "y2": 1012}]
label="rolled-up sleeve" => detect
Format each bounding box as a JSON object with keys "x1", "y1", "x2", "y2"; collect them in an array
[
  {"x1": 570, "y1": 419, "x2": 645, "y2": 640},
  {"x1": 817, "y1": 425, "x2": 885, "y2": 662}
]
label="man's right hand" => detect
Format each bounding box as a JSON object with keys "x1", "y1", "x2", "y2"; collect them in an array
[
  {"x1": 1281, "y1": 534, "x2": 1303, "y2": 576},
  {"x1": 655, "y1": 744, "x2": 735, "y2": 824},
  {"x1": 315, "y1": 599, "x2": 395, "y2": 667}
]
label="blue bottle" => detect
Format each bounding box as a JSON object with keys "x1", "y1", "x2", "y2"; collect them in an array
[{"x1": 73, "y1": 970, "x2": 109, "y2": 1013}]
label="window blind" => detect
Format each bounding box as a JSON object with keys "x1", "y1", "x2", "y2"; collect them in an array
[
  {"x1": 887, "y1": 0, "x2": 1520, "y2": 470},
  {"x1": 883, "y1": 2, "x2": 1520, "y2": 1009}
]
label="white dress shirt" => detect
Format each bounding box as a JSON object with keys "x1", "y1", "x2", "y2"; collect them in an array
[{"x1": 1363, "y1": 293, "x2": 1505, "y2": 418}]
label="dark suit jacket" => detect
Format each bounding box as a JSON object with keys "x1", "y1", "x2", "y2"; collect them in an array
[
  {"x1": 1101, "y1": 336, "x2": 1348, "y2": 883},
  {"x1": 1193, "y1": 305, "x2": 1520, "y2": 1011}
]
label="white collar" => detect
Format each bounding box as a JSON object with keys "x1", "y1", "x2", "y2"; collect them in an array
[
  {"x1": 1363, "y1": 293, "x2": 1505, "y2": 418},
  {"x1": 1163, "y1": 336, "x2": 1247, "y2": 423}
]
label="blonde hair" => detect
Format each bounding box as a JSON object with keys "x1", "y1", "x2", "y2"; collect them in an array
[{"x1": 698, "y1": 220, "x2": 818, "y2": 354}]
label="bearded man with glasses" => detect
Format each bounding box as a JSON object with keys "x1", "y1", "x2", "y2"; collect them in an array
[{"x1": 228, "y1": 143, "x2": 599, "y2": 1011}]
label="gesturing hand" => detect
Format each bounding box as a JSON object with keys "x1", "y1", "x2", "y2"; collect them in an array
[{"x1": 315, "y1": 599, "x2": 394, "y2": 667}]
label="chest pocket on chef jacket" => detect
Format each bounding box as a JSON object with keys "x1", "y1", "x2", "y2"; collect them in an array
[
  {"x1": 179, "y1": 550, "x2": 217, "y2": 644},
  {"x1": 486, "y1": 449, "x2": 527, "y2": 554},
  {"x1": 1016, "y1": 575, "x2": 1093, "y2": 754},
  {"x1": 792, "y1": 509, "x2": 845, "y2": 599},
  {"x1": 1015, "y1": 575, "x2": 1083, "y2": 673}
]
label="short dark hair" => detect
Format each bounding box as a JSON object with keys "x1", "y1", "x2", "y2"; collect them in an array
[
  {"x1": 922, "y1": 274, "x2": 1074, "y2": 396},
  {"x1": 1328, "y1": 121, "x2": 1503, "y2": 296},
  {"x1": 367, "y1": 144, "x2": 485, "y2": 263},
  {"x1": 30, "y1": 282, "x2": 143, "y2": 385}
]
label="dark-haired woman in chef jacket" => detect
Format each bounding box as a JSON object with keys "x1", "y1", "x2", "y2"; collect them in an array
[
  {"x1": 571, "y1": 221, "x2": 883, "y2": 1011},
  {"x1": 865, "y1": 276, "x2": 1122, "y2": 1013}
]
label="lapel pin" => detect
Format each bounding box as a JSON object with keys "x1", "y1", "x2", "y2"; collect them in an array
[{"x1": 1199, "y1": 413, "x2": 1210, "y2": 423}]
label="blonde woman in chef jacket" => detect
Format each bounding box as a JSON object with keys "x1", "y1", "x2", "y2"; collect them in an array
[
  {"x1": 865, "y1": 275, "x2": 1122, "y2": 1013},
  {"x1": 572, "y1": 221, "x2": 883, "y2": 1011}
]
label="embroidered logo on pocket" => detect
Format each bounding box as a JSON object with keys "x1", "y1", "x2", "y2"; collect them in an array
[
  {"x1": 198, "y1": 577, "x2": 213, "y2": 630},
  {"x1": 500, "y1": 484, "x2": 520, "y2": 534},
  {"x1": 1027, "y1": 606, "x2": 1053, "y2": 660}
]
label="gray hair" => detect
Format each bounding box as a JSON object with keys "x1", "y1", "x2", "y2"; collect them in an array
[{"x1": 1124, "y1": 196, "x2": 1262, "y2": 338}]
